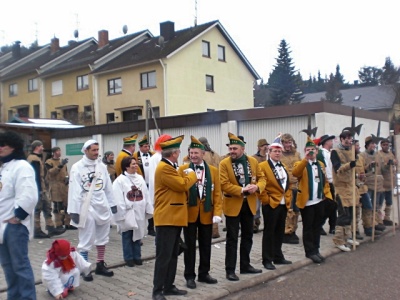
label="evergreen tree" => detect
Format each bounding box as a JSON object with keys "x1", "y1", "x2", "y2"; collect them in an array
[
  {"x1": 321, "y1": 73, "x2": 343, "y2": 103},
  {"x1": 267, "y1": 39, "x2": 299, "y2": 105},
  {"x1": 358, "y1": 66, "x2": 382, "y2": 86},
  {"x1": 380, "y1": 57, "x2": 400, "y2": 85},
  {"x1": 334, "y1": 64, "x2": 345, "y2": 84}
]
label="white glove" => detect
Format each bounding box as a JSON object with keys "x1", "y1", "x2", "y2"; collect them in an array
[
  {"x1": 184, "y1": 168, "x2": 194, "y2": 174},
  {"x1": 212, "y1": 216, "x2": 222, "y2": 223}
]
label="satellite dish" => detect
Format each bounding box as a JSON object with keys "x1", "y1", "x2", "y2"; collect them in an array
[
  {"x1": 122, "y1": 25, "x2": 128, "y2": 34},
  {"x1": 158, "y1": 35, "x2": 165, "y2": 47},
  {"x1": 74, "y1": 30, "x2": 79, "y2": 39}
]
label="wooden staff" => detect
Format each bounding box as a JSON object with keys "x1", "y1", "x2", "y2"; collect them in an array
[
  {"x1": 390, "y1": 164, "x2": 396, "y2": 235},
  {"x1": 396, "y1": 165, "x2": 400, "y2": 230},
  {"x1": 372, "y1": 162, "x2": 378, "y2": 242},
  {"x1": 352, "y1": 142, "x2": 356, "y2": 250}
]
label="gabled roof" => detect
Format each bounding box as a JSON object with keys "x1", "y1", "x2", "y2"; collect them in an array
[
  {"x1": 0, "y1": 40, "x2": 88, "y2": 81},
  {"x1": 0, "y1": 47, "x2": 40, "y2": 72},
  {"x1": 302, "y1": 85, "x2": 396, "y2": 111},
  {"x1": 91, "y1": 20, "x2": 260, "y2": 79},
  {"x1": 39, "y1": 30, "x2": 150, "y2": 77}
]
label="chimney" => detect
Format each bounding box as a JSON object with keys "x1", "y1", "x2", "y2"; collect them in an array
[
  {"x1": 51, "y1": 37, "x2": 60, "y2": 53},
  {"x1": 98, "y1": 30, "x2": 109, "y2": 48},
  {"x1": 160, "y1": 21, "x2": 175, "y2": 41},
  {"x1": 12, "y1": 41, "x2": 21, "y2": 58}
]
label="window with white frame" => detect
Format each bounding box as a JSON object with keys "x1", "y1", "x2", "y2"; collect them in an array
[
  {"x1": 77, "y1": 74, "x2": 89, "y2": 90},
  {"x1": 108, "y1": 78, "x2": 122, "y2": 95},
  {"x1": 218, "y1": 45, "x2": 226, "y2": 61},
  {"x1": 28, "y1": 78, "x2": 38, "y2": 92},
  {"x1": 9, "y1": 83, "x2": 18, "y2": 96},
  {"x1": 52, "y1": 80, "x2": 63, "y2": 96},
  {"x1": 141, "y1": 71, "x2": 156, "y2": 89},
  {"x1": 202, "y1": 40, "x2": 210, "y2": 57},
  {"x1": 206, "y1": 75, "x2": 214, "y2": 92}
]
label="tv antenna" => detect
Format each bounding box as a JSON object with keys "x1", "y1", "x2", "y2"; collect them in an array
[{"x1": 194, "y1": 0, "x2": 198, "y2": 26}]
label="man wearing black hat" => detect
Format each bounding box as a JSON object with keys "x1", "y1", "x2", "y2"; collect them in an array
[
  {"x1": 45, "y1": 147, "x2": 73, "y2": 230},
  {"x1": 28, "y1": 140, "x2": 65, "y2": 238},
  {"x1": 376, "y1": 138, "x2": 397, "y2": 226},
  {"x1": 359, "y1": 136, "x2": 386, "y2": 232},
  {"x1": 317, "y1": 134, "x2": 337, "y2": 235},
  {"x1": 330, "y1": 131, "x2": 359, "y2": 252}
]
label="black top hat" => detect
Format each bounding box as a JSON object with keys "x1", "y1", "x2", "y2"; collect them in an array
[{"x1": 319, "y1": 134, "x2": 335, "y2": 146}]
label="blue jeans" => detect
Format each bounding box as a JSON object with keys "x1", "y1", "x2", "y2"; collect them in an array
[
  {"x1": 368, "y1": 190, "x2": 382, "y2": 209},
  {"x1": 0, "y1": 223, "x2": 36, "y2": 300},
  {"x1": 379, "y1": 191, "x2": 393, "y2": 206},
  {"x1": 360, "y1": 193, "x2": 373, "y2": 210},
  {"x1": 121, "y1": 230, "x2": 141, "y2": 261}
]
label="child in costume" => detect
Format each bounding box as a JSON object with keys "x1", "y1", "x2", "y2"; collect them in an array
[{"x1": 42, "y1": 239, "x2": 91, "y2": 299}]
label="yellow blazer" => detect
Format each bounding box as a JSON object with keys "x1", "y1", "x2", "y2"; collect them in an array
[
  {"x1": 153, "y1": 159, "x2": 197, "y2": 226},
  {"x1": 178, "y1": 163, "x2": 222, "y2": 225},
  {"x1": 115, "y1": 149, "x2": 132, "y2": 177},
  {"x1": 292, "y1": 158, "x2": 333, "y2": 209},
  {"x1": 258, "y1": 160, "x2": 292, "y2": 209},
  {"x1": 219, "y1": 155, "x2": 266, "y2": 217}
]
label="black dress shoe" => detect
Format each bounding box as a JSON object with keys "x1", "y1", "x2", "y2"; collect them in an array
[
  {"x1": 306, "y1": 254, "x2": 322, "y2": 264},
  {"x1": 186, "y1": 279, "x2": 196, "y2": 289},
  {"x1": 125, "y1": 260, "x2": 135, "y2": 267},
  {"x1": 95, "y1": 261, "x2": 114, "y2": 277},
  {"x1": 82, "y1": 273, "x2": 93, "y2": 282},
  {"x1": 152, "y1": 293, "x2": 166, "y2": 300},
  {"x1": 134, "y1": 259, "x2": 143, "y2": 266},
  {"x1": 320, "y1": 228, "x2": 327, "y2": 235},
  {"x1": 274, "y1": 259, "x2": 292, "y2": 265},
  {"x1": 240, "y1": 265, "x2": 262, "y2": 274},
  {"x1": 163, "y1": 286, "x2": 187, "y2": 296},
  {"x1": 198, "y1": 274, "x2": 218, "y2": 284},
  {"x1": 263, "y1": 262, "x2": 276, "y2": 270},
  {"x1": 148, "y1": 229, "x2": 156, "y2": 236},
  {"x1": 226, "y1": 273, "x2": 239, "y2": 281},
  {"x1": 316, "y1": 253, "x2": 325, "y2": 262}
]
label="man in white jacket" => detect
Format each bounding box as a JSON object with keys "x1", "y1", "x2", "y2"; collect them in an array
[
  {"x1": 67, "y1": 139, "x2": 117, "y2": 281},
  {"x1": 0, "y1": 131, "x2": 38, "y2": 300}
]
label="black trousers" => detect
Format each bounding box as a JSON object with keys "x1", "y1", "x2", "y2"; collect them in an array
[
  {"x1": 321, "y1": 183, "x2": 337, "y2": 229},
  {"x1": 183, "y1": 215, "x2": 212, "y2": 280},
  {"x1": 153, "y1": 226, "x2": 181, "y2": 296},
  {"x1": 261, "y1": 204, "x2": 287, "y2": 264},
  {"x1": 300, "y1": 201, "x2": 325, "y2": 256},
  {"x1": 225, "y1": 200, "x2": 254, "y2": 273}
]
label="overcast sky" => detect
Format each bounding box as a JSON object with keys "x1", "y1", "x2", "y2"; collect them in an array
[{"x1": 1, "y1": 0, "x2": 398, "y2": 84}]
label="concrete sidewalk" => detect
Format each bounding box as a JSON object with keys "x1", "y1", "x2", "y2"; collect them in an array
[{"x1": 0, "y1": 221, "x2": 393, "y2": 300}]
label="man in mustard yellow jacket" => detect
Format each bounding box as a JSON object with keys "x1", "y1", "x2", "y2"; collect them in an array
[
  {"x1": 258, "y1": 141, "x2": 292, "y2": 270},
  {"x1": 220, "y1": 132, "x2": 266, "y2": 281},
  {"x1": 115, "y1": 134, "x2": 138, "y2": 176},
  {"x1": 292, "y1": 137, "x2": 333, "y2": 264},
  {"x1": 178, "y1": 136, "x2": 222, "y2": 289},
  {"x1": 152, "y1": 136, "x2": 197, "y2": 300}
]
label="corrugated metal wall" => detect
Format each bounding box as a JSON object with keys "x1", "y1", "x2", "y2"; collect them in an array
[{"x1": 238, "y1": 115, "x2": 313, "y2": 156}]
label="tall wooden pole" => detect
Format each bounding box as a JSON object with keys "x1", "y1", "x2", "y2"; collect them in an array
[
  {"x1": 352, "y1": 143, "x2": 356, "y2": 250},
  {"x1": 390, "y1": 164, "x2": 396, "y2": 235},
  {"x1": 372, "y1": 164, "x2": 378, "y2": 242}
]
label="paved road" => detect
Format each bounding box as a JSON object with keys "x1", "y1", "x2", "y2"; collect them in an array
[
  {"x1": 222, "y1": 230, "x2": 400, "y2": 300},
  {"x1": 0, "y1": 220, "x2": 395, "y2": 300}
]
